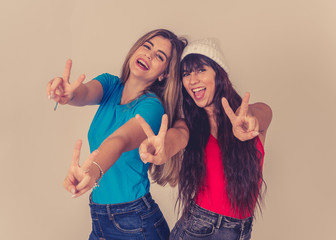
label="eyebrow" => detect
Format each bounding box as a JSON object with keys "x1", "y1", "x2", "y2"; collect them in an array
[{"x1": 146, "y1": 40, "x2": 169, "y2": 60}]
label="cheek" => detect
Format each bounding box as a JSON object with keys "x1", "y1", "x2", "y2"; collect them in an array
[
  {"x1": 154, "y1": 61, "x2": 168, "y2": 74},
  {"x1": 182, "y1": 79, "x2": 188, "y2": 89},
  {"x1": 182, "y1": 81, "x2": 191, "y2": 95}
]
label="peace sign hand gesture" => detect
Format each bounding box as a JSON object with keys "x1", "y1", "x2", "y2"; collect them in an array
[
  {"x1": 135, "y1": 114, "x2": 169, "y2": 165},
  {"x1": 63, "y1": 140, "x2": 100, "y2": 198},
  {"x1": 221, "y1": 92, "x2": 260, "y2": 141},
  {"x1": 47, "y1": 59, "x2": 85, "y2": 104}
]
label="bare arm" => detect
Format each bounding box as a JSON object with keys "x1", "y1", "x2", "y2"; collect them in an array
[
  {"x1": 136, "y1": 114, "x2": 189, "y2": 165},
  {"x1": 64, "y1": 117, "x2": 150, "y2": 197},
  {"x1": 165, "y1": 118, "x2": 189, "y2": 157},
  {"x1": 47, "y1": 59, "x2": 103, "y2": 106},
  {"x1": 68, "y1": 80, "x2": 103, "y2": 106},
  {"x1": 222, "y1": 92, "x2": 272, "y2": 146}
]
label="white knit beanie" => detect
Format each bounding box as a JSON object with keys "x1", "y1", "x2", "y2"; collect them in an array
[{"x1": 181, "y1": 38, "x2": 229, "y2": 73}]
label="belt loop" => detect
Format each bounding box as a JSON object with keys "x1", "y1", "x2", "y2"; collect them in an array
[
  {"x1": 106, "y1": 205, "x2": 113, "y2": 221},
  {"x1": 142, "y1": 195, "x2": 151, "y2": 209},
  {"x1": 216, "y1": 215, "x2": 223, "y2": 229}
]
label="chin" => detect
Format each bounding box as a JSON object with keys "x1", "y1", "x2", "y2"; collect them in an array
[{"x1": 194, "y1": 102, "x2": 206, "y2": 108}]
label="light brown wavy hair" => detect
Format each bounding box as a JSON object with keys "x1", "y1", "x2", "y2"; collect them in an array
[{"x1": 120, "y1": 29, "x2": 187, "y2": 186}]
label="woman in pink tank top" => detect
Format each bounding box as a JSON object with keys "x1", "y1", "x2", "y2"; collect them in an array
[{"x1": 136, "y1": 38, "x2": 272, "y2": 240}]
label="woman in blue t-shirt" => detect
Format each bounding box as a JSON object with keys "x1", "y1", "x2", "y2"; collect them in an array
[{"x1": 47, "y1": 29, "x2": 187, "y2": 240}]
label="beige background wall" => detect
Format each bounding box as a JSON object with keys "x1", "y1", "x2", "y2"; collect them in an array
[{"x1": 1, "y1": 0, "x2": 335, "y2": 239}]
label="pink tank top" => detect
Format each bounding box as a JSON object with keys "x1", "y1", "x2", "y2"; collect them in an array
[{"x1": 195, "y1": 134, "x2": 265, "y2": 219}]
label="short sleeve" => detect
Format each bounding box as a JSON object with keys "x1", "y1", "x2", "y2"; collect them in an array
[
  {"x1": 94, "y1": 73, "x2": 122, "y2": 103},
  {"x1": 134, "y1": 96, "x2": 164, "y2": 135}
]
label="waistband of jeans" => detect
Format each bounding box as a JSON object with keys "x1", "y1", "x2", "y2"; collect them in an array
[
  {"x1": 189, "y1": 201, "x2": 252, "y2": 229},
  {"x1": 89, "y1": 192, "x2": 153, "y2": 213}
]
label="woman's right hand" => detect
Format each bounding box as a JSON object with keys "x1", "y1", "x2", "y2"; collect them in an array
[
  {"x1": 47, "y1": 59, "x2": 85, "y2": 104},
  {"x1": 222, "y1": 92, "x2": 260, "y2": 141},
  {"x1": 63, "y1": 139, "x2": 100, "y2": 198},
  {"x1": 135, "y1": 114, "x2": 169, "y2": 165}
]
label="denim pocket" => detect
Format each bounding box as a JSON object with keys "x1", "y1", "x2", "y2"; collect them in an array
[
  {"x1": 142, "y1": 206, "x2": 169, "y2": 240},
  {"x1": 185, "y1": 218, "x2": 214, "y2": 238},
  {"x1": 169, "y1": 222, "x2": 179, "y2": 240},
  {"x1": 221, "y1": 219, "x2": 241, "y2": 229},
  {"x1": 90, "y1": 209, "x2": 104, "y2": 238},
  {"x1": 112, "y1": 210, "x2": 142, "y2": 233},
  {"x1": 169, "y1": 217, "x2": 187, "y2": 240},
  {"x1": 154, "y1": 214, "x2": 170, "y2": 240}
]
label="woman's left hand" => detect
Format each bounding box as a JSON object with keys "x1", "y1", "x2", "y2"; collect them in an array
[
  {"x1": 221, "y1": 92, "x2": 259, "y2": 141},
  {"x1": 63, "y1": 140, "x2": 100, "y2": 198},
  {"x1": 136, "y1": 114, "x2": 169, "y2": 165}
]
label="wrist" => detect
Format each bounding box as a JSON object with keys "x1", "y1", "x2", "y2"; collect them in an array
[{"x1": 89, "y1": 161, "x2": 104, "y2": 188}]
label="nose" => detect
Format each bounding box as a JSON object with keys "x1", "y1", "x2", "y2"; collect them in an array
[
  {"x1": 189, "y1": 72, "x2": 199, "y2": 85},
  {"x1": 145, "y1": 51, "x2": 152, "y2": 60}
]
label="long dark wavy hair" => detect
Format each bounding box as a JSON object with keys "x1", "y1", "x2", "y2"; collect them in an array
[{"x1": 177, "y1": 54, "x2": 265, "y2": 218}]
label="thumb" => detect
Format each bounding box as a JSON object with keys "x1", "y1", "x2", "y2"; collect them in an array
[
  {"x1": 63, "y1": 177, "x2": 77, "y2": 195},
  {"x1": 76, "y1": 174, "x2": 92, "y2": 192},
  {"x1": 140, "y1": 152, "x2": 155, "y2": 164},
  {"x1": 246, "y1": 116, "x2": 259, "y2": 133}
]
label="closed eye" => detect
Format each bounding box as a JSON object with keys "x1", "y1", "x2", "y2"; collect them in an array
[
  {"x1": 157, "y1": 54, "x2": 164, "y2": 62},
  {"x1": 143, "y1": 44, "x2": 151, "y2": 50}
]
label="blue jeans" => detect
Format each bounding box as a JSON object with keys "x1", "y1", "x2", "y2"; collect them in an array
[
  {"x1": 88, "y1": 193, "x2": 170, "y2": 240},
  {"x1": 170, "y1": 202, "x2": 253, "y2": 240}
]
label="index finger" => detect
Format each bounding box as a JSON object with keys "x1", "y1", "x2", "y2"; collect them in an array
[
  {"x1": 71, "y1": 139, "x2": 82, "y2": 167},
  {"x1": 157, "y1": 114, "x2": 168, "y2": 138},
  {"x1": 221, "y1": 97, "x2": 236, "y2": 122},
  {"x1": 239, "y1": 92, "x2": 250, "y2": 116},
  {"x1": 75, "y1": 175, "x2": 91, "y2": 193},
  {"x1": 62, "y1": 59, "x2": 72, "y2": 84},
  {"x1": 135, "y1": 114, "x2": 155, "y2": 138}
]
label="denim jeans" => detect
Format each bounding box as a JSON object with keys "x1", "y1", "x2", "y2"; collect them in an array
[
  {"x1": 170, "y1": 202, "x2": 253, "y2": 240},
  {"x1": 88, "y1": 193, "x2": 170, "y2": 240}
]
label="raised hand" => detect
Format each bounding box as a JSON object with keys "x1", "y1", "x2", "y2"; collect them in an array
[
  {"x1": 135, "y1": 114, "x2": 168, "y2": 165},
  {"x1": 47, "y1": 59, "x2": 85, "y2": 104},
  {"x1": 63, "y1": 139, "x2": 100, "y2": 198},
  {"x1": 221, "y1": 92, "x2": 259, "y2": 141}
]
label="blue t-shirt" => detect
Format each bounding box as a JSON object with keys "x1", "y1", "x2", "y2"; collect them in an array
[{"x1": 88, "y1": 73, "x2": 164, "y2": 204}]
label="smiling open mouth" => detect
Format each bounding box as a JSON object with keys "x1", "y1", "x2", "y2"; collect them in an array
[
  {"x1": 192, "y1": 87, "x2": 206, "y2": 99},
  {"x1": 137, "y1": 59, "x2": 149, "y2": 70}
]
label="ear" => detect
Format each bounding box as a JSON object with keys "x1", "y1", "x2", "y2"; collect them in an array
[{"x1": 158, "y1": 73, "x2": 169, "y2": 82}]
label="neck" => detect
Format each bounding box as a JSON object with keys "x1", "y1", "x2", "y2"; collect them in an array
[
  {"x1": 205, "y1": 106, "x2": 218, "y2": 138},
  {"x1": 121, "y1": 76, "x2": 151, "y2": 105}
]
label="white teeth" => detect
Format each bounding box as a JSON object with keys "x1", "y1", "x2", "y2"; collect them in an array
[
  {"x1": 192, "y1": 87, "x2": 205, "y2": 92},
  {"x1": 138, "y1": 59, "x2": 149, "y2": 69}
]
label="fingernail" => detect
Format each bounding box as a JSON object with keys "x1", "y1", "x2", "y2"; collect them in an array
[
  {"x1": 71, "y1": 188, "x2": 76, "y2": 194},
  {"x1": 48, "y1": 95, "x2": 51, "y2": 100},
  {"x1": 140, "y1": 153, "x2": 147, "y2": 159},
  {"x1": 72, "y1": 194, "x2": 76, "y2": 198}
]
